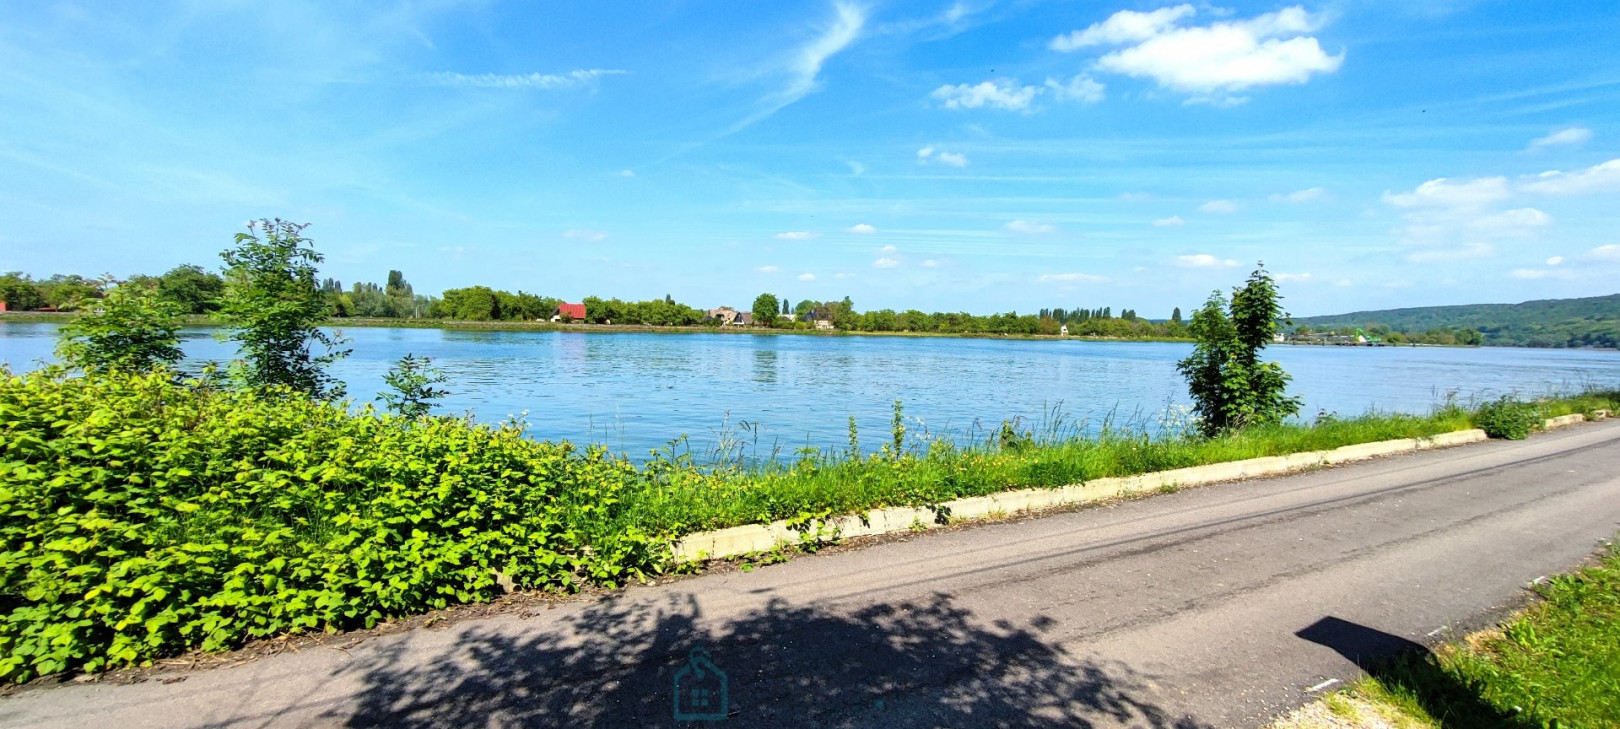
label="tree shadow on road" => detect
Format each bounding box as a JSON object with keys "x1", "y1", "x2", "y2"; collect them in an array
[
  {"x1": 333, "y1": 592, "x2": 1210, "y2": 728},
  {"x1": 1296, "y1": 616, "x2": 1535, "y2": 728}
]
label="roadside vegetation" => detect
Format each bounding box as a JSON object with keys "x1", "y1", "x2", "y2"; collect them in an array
[
  {"x1": 1274, "y1": 542, "x2": 1620, "y2": 729},
  {"x1": 2, "y1": 222, "x2": 1616, "y2": 683}
]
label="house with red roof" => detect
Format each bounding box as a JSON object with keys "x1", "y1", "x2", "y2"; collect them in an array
[{"x1": 553, "y1": 302, "x2": 587, "y2": 322}]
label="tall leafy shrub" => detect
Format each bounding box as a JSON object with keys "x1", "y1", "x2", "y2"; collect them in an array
[
  {"x1": 1178, "y1": 265, "x2": 1302, "y2": 436},
  {"x1": 55, "y1": 279, "x2": 184, "y2": 373},
  {"x1": 0, "y1": 368, "x2": 667, "y2": 681},
  {"x1": 219, "y1": 219, "x2": 348, "y2": 398}
]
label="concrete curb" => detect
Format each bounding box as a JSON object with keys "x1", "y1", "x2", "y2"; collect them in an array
[{"x1": 672, "y1": 415, "x2": 1598, "y2": 563}]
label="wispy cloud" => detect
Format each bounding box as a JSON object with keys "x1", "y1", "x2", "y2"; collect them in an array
[
  {"x1": 1038, "y1": 272, "x2": 1110, "y2": 283},
  {"x1": 872, "y1": 256, "x2": 900, "y2": 268},
  {"x1": 1006, "y1": 220, "x2": 1056, "y2": 234},
  {"x1": 1176, "y1": 253, "x2": 1237, "y2": 268},
  {"x1": 757, "y1": 265, "x2": 781, "y2": 273},
  {"x1": 563, "y1": 229, "x2": 608, "y2": 241},
  {"x1": 737, "y1": 2, "x2": 867, "y2": 131},
  {"x1": 1199, "y1": 199, "x2": 1238, "y2": 213},
  {"x1": 1270, "y1": 187, "x2": 1327, "y2": 202},
  {"x1": 774, "y1": 231, "x2": 818, "y2": 240},
  {"x1": 797, "y1": 272, "x2": 816, "y2": 281},
  {"x1": 1528, "y1": 126, "x2": 1593, "y2": 149},
  {"x1": 424, "y1": 69, "x2": 628, "y2": 89},
  {"x1": 849, "y1": 223, "x2": 877, "y2": 233},
  {"x1": 1274, "y1": 272, "x2": 1311, "y2": 282},
  {"x1": 1152, "y1": 215, "x2": 1185, "y2": 226},
  {"x1": 1517, "y1": 158, "x2": 1620, "y2": 196},
  {"x1": 916, "y1": 146, "x2": 970, "y2": 167}
]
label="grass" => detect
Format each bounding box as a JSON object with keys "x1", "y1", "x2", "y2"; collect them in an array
[
  {"x1": 1273, "y1": 541, "x2": 1620, "y2": 728},
  {"x1": 622, "y1": 391, "x2": 1616, "y2": 537}
]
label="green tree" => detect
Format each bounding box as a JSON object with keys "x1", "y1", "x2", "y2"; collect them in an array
[
  {"x1": 218, "y1": 219, "x2": 349, "y2": 398},
  {"x1": 35, "y1": 274, "x2": 103, "y2": 310},
  {"x1": 379, "y1": 353, "x2": 449, "y2": 418},
  {"x1": 56, "y1": 278, "x2": 184, "y2": 373},
  {"x1": 1177, "y1": 265, "x2": 1301, "y2": 436},
  {"x1": 1171, "y1": 307, "x2": 1182, "y2": 324},
  {"x1": 752, "y1": 293, "x2": 780, "y2": 327},
  {"x1": 156, "y1": 264, "x2": 225, "y2": 314},
  {"x1": 0, "y1": 272, "x2": 44, "y2": 310}
]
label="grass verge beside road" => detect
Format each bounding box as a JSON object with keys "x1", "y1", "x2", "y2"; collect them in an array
[{"x1": 1274, "y1": 542, "x2": 1620, "y2": 729}]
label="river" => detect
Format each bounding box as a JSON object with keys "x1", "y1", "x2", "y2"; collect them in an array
[{"x1": 4, "y1": 321, "x2": 1618, "y2": 460}]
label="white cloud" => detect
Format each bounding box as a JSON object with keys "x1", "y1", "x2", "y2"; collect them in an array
[
  {"x1": 617, "y1": 169, "x2": 636, "y2": 177},
  {"x1": 1006, "y1": 220, "x2": 1056, "y2": 234},
  {"x1": 1176, "y1": 254, "x2": 1237, "y2": 268},
  {"x1": 1199, "y1": 199, "x2": 1238, "y2": 213},
  {"x1": 1334, "y1": 279, "x2": 1353, "y2": 287},
  {"x1": 1270, "y1": 187, "x2": 1326, "y2": 202},
  {"x1": 797, "y1": 272, "x2": 816, "y2": 281},
  {"x1": 424, "y1": 69, "x2": 629, "y2": 89},
  {"x1": 1152, "y1": 215, "x2": 1185, "y2": 227},
  {"x1": 1050, "y1": 5, "x2": 1197, "y2": 50},
  {"x1": 931, "y1": 79, "x2": 1041, "y2": 112},
  {"x1": 1473, "y1": 207, "x2": 1551, "y2": 235},
  {"x1": 563, "y1": 229, "x2": 608, "y2": 241},
  {"x1": 1510, "y1": 268, "x2": 1550, "y2": 280},
  {"x1": 1590, "y1": 244, "x2": 1620, "y2": 261},
  {"x1": 1547, "y1": 256, "x2": 1564, "y2": 266},
  {"x1": 757, "y1": 265, "x2": 781, "y2": 273},
  {"x1": 916, "y1": 145, "x2": 967, "y2": 165},
  {"x1": 1119, "y1": 191, "x2": 1152, "y2": 202},
  {"x1": 1405, "y1": 243, "x2": 1493, "y2": 263},
  {"x1": 774, "y1": 231, "x2": 818, "y2": 240},
  {"x1": 921, "y1": 259, "x2": 941, "y2": 268},
  {"x1": 738, "y1": 2, "x2": 866, "y2": 130},
  {"x1": 849, "y1": 223, "x2": 877, "y2": 233},
  {"x1": 1274, "y1": 272, "x2": 1312, "y2": 282},
  {"x1": 1055, "y1": 6, "x2": 1344, "y2": 98},
  {"x1": 1038, "y1": 272, "x2": 1111, "y2": 283},
  {"x1": 872, "y1": 257, "x2": 900, "y2": 268},
  {"x1": 879, "y1": 244, "x2": 898, "y2": 252},
  {"x1": 1044, "y1": 74, "x2": 1106, "y2": 104},
  {"x1": 846, "y1": 160, "x2": 866, "y2": 176},
  {"x1": 1383, "y1": 176, "x2": 1511, "y2": 209},
  {"x1": 1517, "y1": 159, "x2": 1620, "y2": 196},
  {"x1": 835, "y1": 272, "x2": 855, "y2": 279},
  {"x1": 1529, "y1": 126, "x2": 1593, "y2": 149}
]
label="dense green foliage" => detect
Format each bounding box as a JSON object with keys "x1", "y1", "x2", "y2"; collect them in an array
[
  {"x1": 1178, "y1": 267, "x2": 1302, "y2": 436},
  {"x1": 1343, "y1": 544, "x2": 1620, "y2": 728},
  {"x1": 380, "y1": 354, "x2": 449, "y2": 418},
  {"x1": 580, "y1": 295, "x2": 707, "y2": 326},
  {"x1": 323, "y1": 270, "x2": 432, "y2": 319},
  {"x1": 0, "y1": 367, "x2": 666, "y2": 682},
  {"x1": 1295, "y1": 293, "x2": 1620, "y2": 348},
  {"x1": 55, "y1": 280, "x2": 184, "y2": 373},
  {"x1": 219, "y1": 220, "x2": 349, "y2": 398},
  {"x1": 1474, "y1": 396, "x2": 1540, "y2": 440},
  {"x1": 752, "y1": 293, "x2": 780, "y2": 328}
]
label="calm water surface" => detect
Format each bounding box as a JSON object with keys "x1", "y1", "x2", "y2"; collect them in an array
[{"x1": 4, "y1": 321, "x2": 1618, "y2": 459}]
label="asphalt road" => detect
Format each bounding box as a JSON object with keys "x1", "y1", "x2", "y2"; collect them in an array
[{"x1": 5, "y1": 421, "x2": 1619, "y2": 728}]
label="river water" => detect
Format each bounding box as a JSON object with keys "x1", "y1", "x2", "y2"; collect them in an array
[{"x1": 4, "y1": 321, "x2": 1618, "y2": 460}]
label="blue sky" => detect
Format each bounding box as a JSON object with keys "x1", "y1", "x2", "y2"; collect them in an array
[{"x1": 1, "y1": 1, "x2": 1617, "y2": 317}]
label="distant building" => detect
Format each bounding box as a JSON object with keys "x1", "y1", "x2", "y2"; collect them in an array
[
  {"x1": 551, "y1": 302, "x2": 587, "y2": 322},
  {"x1": 813, "y1": 319, "x2": 834, "y2": 330},
  {"x1": 0, "y1": 301, "x2": 7, "y2": 313},
  {"x1": 1060, "y1": 324, "x2": 1069, "y2": 336}
]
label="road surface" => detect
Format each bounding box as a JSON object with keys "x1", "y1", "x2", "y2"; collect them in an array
[{"x1": 4, "y1": 421, "x2": 1619, "y2": 728}]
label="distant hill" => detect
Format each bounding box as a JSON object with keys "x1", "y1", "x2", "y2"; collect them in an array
[{"x1": 1293, "y1": 293, "x2": 1620, "y2": 348}]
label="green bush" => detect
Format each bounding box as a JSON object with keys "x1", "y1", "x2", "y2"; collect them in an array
[
  {"x1": 0, "y1": 368, "x2": 668, "y2": 681},
  {"x1": 1474, "y1": 396, "x2": 1539, "y2": 440}
]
